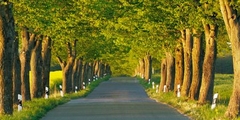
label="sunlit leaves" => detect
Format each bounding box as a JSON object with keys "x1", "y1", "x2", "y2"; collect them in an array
[{"x1": 9, "y1": 0, "x2": 229, "y2": 75}]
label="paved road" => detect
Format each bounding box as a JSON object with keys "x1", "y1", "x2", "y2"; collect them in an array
[{"x1": 41, "y1": 77, "x2": 190, "y2": 120}]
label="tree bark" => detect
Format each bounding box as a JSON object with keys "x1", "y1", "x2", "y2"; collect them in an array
[
  {"x1": 181, "y1": 29, "x2": 193, "y2": 97},
  {"x1": 0, "y1": 2, "x2": 15, "y2": 114},
  {"x1": 13, "y1": 32, "x2": 21, "y2": 104},
  {"x1": 97, "y1": 61, "x2": 101, "y2": 78},
  {"x1": 30, "y1": 36, "x2": 43, "y2": 98},
  {"x1": 93, "y1": 60, "x2": 99, "y2": 77},
  {"x1": 57, "y1": 41, "x2": 76, "y2": 93},
  {"x1": 97, "y1": 61, "x2": 104, "y2": 78},
  {"x1": 87, "y1": 62, "x2": 94, "y2": 83},
  {"x1": 57, "y1": 56, "x2": 74, "y2": 94},
  {"x1": 174, "y1": 43, "x2": 184, "y2": 95},
  {"x1": 103, "y1": 63, "x2": 107, "y2": 76},
  {"x1": 83, "y1": 62, "x2": 89, "y2": 84},
  {"x1": 76, "y1": 59, "x2": 82, "y2": 89},
  {"x1": 100, "y1": 62, "x2": 105, "y2": 78},
  {"x1": 80, "y1": 62, "x2": 85, "y2": 89},
  {"x1": 139, "y1": 58, "x2": 145, "y2": 78},
  {"x1": 144, "y1": 54, "x2": 152, "y2": 81},
  {"x1": 159, "y1": 58, "x2": 167, "y2": 93},
  {"x1": 219, "y1": 0, "x2": 240, "y2": 118},
  {"x1": 189, "y1": 29, "x2": 203, "y2": 100},
  {"x1": 106, "y1": 64, "x2": 111, "y2": 75},
  {"x1": 72, "y1": 59, "x2": 78, "y2": 91},
  {"x1": 81, "y1": 62, "x2": 87, "y2": 87},
  {"x1": 19, "y1": 27, "x2": 35, "y2": 102},
  {"x1": 198, "y1": 24, "x2": 217, "y2": 104},
  {"x1": 41, "y1": 36, "x2": 51, "y2": 96},
  {"x1": 165, "y1": 52, "x2": 175, "y2": 91}
]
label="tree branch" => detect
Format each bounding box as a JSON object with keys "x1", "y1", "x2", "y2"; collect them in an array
[
  {"x1": 67, "y1": 42, "x2": 72, "y2": 58},
  {"x1": 219, "y1": 0, "x2": 231, "y2": 35}
]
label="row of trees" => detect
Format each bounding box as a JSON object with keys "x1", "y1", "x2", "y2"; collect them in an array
[
  {"x1": 136, "y1": 0, "x2": 239, "y2": 118},
  {"x1": 1, "y1": 0, "x2": 240, "y2": 119},
  {"x1": 57, "y1": 40, "x2": 111, "y2": 93},
  {"x1": 128, "y1": 0, "x2": 240, "y2": 118},
  {"x1": 0, "y1": 0, "x2": 113, "y2": 115},
  {"x1": 135, "y1": 54, "x2": 152, "y2": 81}
]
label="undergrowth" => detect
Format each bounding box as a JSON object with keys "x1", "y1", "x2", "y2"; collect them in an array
[
  {"x1": 0, "y1": 74, "x2": 110, "y2": 120},
  {"x1": 139, "y1": 74, "x2": 239, "y2": 120}
]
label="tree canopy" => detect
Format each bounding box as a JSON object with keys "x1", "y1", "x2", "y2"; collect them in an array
[{"x1": 11, "y1": 0, "x2": 231, "y2": 76}]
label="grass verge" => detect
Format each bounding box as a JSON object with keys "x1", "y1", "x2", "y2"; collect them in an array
[
  {"x1": 139, "y1": 74, "x2": 239, "y2": 120},
  {"x1": 0, "y1": 75, "x2": 110, "y2": 120}
]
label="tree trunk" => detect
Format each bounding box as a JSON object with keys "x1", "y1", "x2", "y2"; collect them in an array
[
  {"x1": 144, "y1": 54, "x2": 152, "y2": 81},
  {"x1": 20, "y1": 28, "x2": 35, "y2": 102},
  {"x1": 97, "y1": 61, "x2": 101, "y2": 78},
  {"x1": 103, "y1": 63, "x2": 108, "y2": 76},
  {"x1": 100, "y1": 62, "x2": 105, "y2": 78},
  {"x1": 93, "y1": 60, "x2": 99, "y2": 77},
  {"x1": 198, "y1": 24, "x2": 217, "y2": 104},
  {"x1": 174, "y1": 43, "x2": 184, "y2": 95},
  {"x1": 0, "y1": 2, "x2": 15, "y2": 114},
  {"x1": 41, "y1": 36, "x2": 51, "y2": 96},
  {"x1": 68, "y1": 58, "x2": 74, "y2": 93},
  {"x1": 144, "y1": 56, "x2": 149, "y2": 80},
  {"x1": 106, "y1": 64, "x2": 111, "y2": 75},
  {"x1": 72, "y1": 58, "x2": 78, "y2": 91},
  {"x1": 139, "y1": 58, "x2": 145, "y2": 79},
  {"x1": 87, "y1": 63, "x2": 93, "y2": 83},
  {"x1": 165, "y1": 52, "x2": 175, "y2": 91},
  {"x1": 76, "y1": 59, "x2": 82, "y2": 89},
  {"x1": 181, "y1": 29, "x2": 193, "y2": 97},
  {"x1": 84, "y1": 62, "x2": 89, "y2": 84},
  {"x1": 58, "y1": 56, "x2": 74, "y2": 94},
  {"x1": 80, "y1": 62, "x2": 85, "y2": 89},
  {"x1": 97, "y1": 61, "x2": 104, "y2": 78},
  {"x1": 81, "y1": 62, "x2": 88, "y2": 88},
  {"x1": 30, "y1": 36, "x2": 43, "y2": 98},
  {"x1": 189, "y1": 29, "x2": 203, "y2": 100},
  {"x1": 57, "y1": 41, "x2": 76, "y2": 94},
  {"x1": 13, "y1": 32, "x2": 21, "y2": 104},
  {"x1": 159, "y1": 58, "x2": 167, "y2": 93},
  {"x1": 219, "y1": 0, "x2": 240, "y2": 118}
]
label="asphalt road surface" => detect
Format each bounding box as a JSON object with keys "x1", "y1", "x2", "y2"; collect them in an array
[{"x1": 41, "y1": 77, "x2": 190, "y2": 120}]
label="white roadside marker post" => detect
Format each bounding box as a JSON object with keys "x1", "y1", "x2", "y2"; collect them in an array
[
  {"x1": 93, "y1": 76, "x2": 96, "y2": 81},
  {"x1": 59, "y1": 85, "x2": 63, "y2": 97},
  {"x1": 45, "y1": 86, "x2": 49, "y2": 99},
  {"x1": 83, "y1": 82, "x2": 86, "y2": 89},
  {"x1": 211, "y1": 93, "x2": 218, "y2": 109},
  {"x1": 163, "y1": 85, "x2": 167, "y2": 92},
  {"x1": 18, "y1": 94, "x2": 22, "y2": 111},
  {"x1": 75, "y1": 86, "x2": 78, "y2": 93},
  {"x1": 96, "y1": 75, "x2": 98, "y2": 80},
  {"x1": 88, "y1": 79, "x2": 91, "y2": 85},
  {"x1": 148, "y1": 79, "x2": 150, "y2": 84},
  {"x1": 156, "y1": 85, "x2": 159, "y2": 93},
  {"x1": 152, "y1": 82, "x2": 155, "y2": 89},
  {"x1": 177, "y1": 84, "x2": 181, "y2": 97}
]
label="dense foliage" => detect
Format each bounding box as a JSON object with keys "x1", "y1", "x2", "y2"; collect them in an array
[{"x1": 10, "y1": 0, "x2": 232, "y2": 76}]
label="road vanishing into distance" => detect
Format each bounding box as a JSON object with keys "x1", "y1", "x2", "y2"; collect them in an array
[{"x1": 41, "y1": 77, "x2": 190, "y2": 120}]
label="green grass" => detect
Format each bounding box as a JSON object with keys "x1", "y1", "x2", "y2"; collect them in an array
[
  {"x1": 0, "y1": 71, "x2": 110, "y2": 120},
  {"x1": 139, "y1": 74, "x2": 238, "y2": 120}
]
